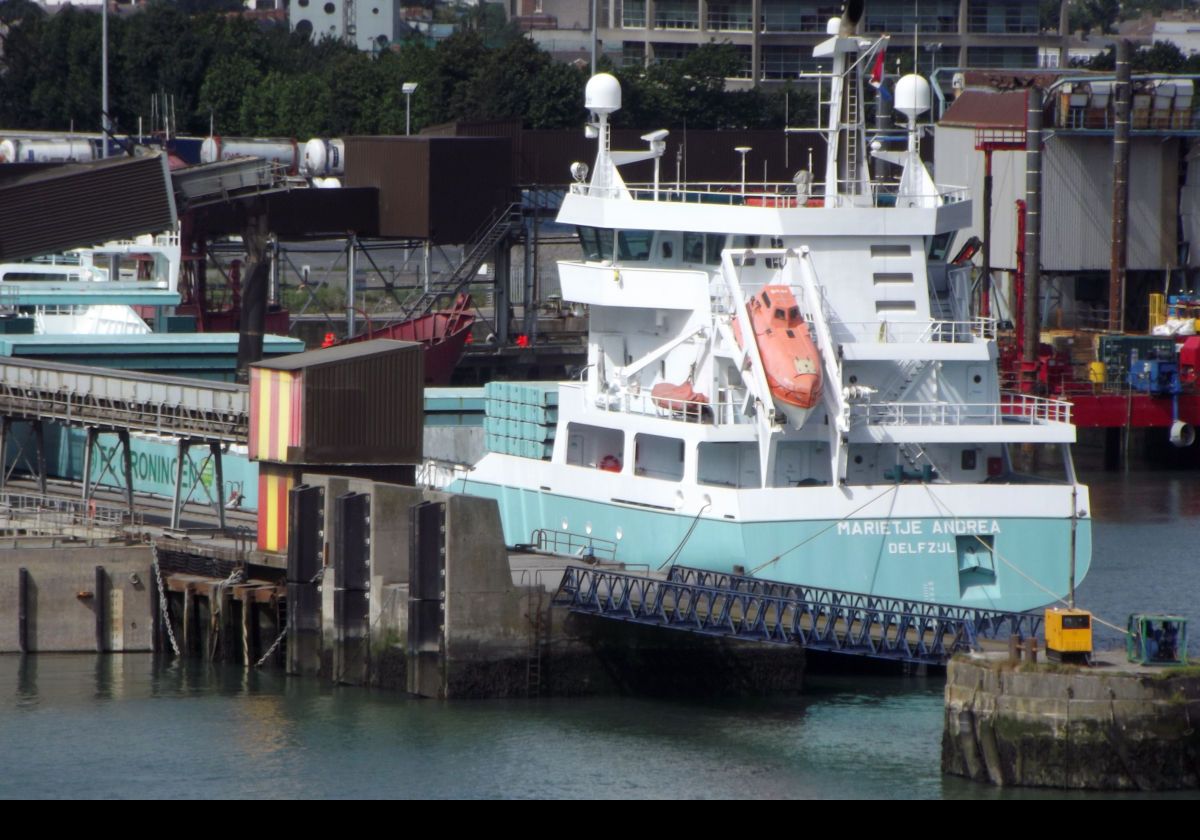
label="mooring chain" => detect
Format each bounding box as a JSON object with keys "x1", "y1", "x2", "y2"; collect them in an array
[
  {"x1": 150, "y1": 546, "x2": 181, "y2": 657},
  {"x1": 253, "y1": 566, "x2": 326, "y2": 669}
]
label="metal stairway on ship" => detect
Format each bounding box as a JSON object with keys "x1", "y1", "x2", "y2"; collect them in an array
[{"x1": 554, "y1": 564, "x2": 1041, "y2": 666}]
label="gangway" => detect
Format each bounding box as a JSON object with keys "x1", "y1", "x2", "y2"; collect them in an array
[
  {"x1": 0, "y1": 357, "x2": 248, "y2": 528},
  {"x1": 554, "y1": 564, "x2": 1041, "y2": 666}
]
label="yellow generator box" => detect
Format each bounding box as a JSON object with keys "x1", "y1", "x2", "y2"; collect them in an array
[{"x1": 1045, "y1": 608, "x2": 1093, "y2": 656}]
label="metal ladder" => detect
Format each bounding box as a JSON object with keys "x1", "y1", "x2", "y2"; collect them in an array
[
  {"x1": 526, "y1": 588, "x2": 546, "y2": 697},
  {"x1": 399, "y1": 203, "x2": 523, "y2": 322}
]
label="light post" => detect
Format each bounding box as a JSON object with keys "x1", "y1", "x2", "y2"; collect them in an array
[
  {"x1": 735, "y1": 146, "x2": 751, "y2": 197},
  {"x1": 403, "y1": 82, "x2": 419, "y2": 136}
]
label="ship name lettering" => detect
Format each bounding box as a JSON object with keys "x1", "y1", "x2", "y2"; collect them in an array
[
  {"x1": 888, "y1": 541, "x2": 955, "y2": 555},
  {"x1": 836, "y1": 519, "x2": 922, "y2": 536}
]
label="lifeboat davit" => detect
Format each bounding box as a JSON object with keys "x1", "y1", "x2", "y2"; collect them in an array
[{"x1": 734, "y1": 285, "x2": 822, "y2": 427}]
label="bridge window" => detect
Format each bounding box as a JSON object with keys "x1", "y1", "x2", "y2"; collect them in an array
[
  {"x1": 634, "y1": 433, "x2": 684, "y2": 481},
  {"x1": 928, "y1": 232, "x2": 955, "y2": 261},
  {"x1": 577, "y1": 226, "x2": 614, "y2": 262},
  {"x1": 617, "y1": 230, "x2": 653, "y2": 261},
  {"x1": 683, "y1": 233, "x2": 727, "y2": 265},
  {"x1": 699, "y1": 442, "x2": 761, "y2": 488}
]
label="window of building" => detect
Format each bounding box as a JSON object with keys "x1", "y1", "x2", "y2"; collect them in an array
[
  {"x1": 620, "y1": 42, "x2": 646, "y2": 68},
  {"x1": 621, "y1": 0, "x2": 646, "y2": 28},
  {"x1": 654, "y1": 0, "x2": 699, "y2": 30},
  {"x1": 707, "y1": 1, "x2": 752, "y2": 31},
  {"x1": 966, "y1": 0, "x2": 1038, "y2": 35},
  {"x1": 652, "y1": 42, "x2": 697, "y2": 63},
  {"x1": 761, "y1": 1, "x2": 840, "y2": 34},
  {"x1": 864, "y1": 0, "x2": 958, "y2": 34},
  {"x1": 965, "y1": 46, "x2": 1039, "y2": 69}
]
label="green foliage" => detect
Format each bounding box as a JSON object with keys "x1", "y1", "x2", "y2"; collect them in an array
[
  {"x1": 1074, "y1": 41, "x2": 1200, "y2": 75},
  {"x1": 0, "y1": 2, "x2": 795, "y2": 137}
]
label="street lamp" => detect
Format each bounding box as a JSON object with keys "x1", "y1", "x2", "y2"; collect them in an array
[
  {"x1": 403, "y1": 82, "x2": 419, "y2": 136},
  {"x1": 735, "y1": 146, "x2": 751, "y2": 197}
]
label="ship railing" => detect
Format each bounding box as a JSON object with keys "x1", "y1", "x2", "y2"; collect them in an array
[
  {"x1": 598, "y1": 388, "x2": 749, "y2": 425},
  {"x1": 572, "y1": 181, "x2": 971, "y2": 207},
  {"x1": 854, "y1": 393, "x2": 1073, "y2": 426},
  {"x1": 0, "y1": 491, "x2": 140, "y2": 533},
  {"x1": 833, "y1": 318, "x2": 997, "y2": 344},
  {"x1": 531, "y1": 528, "x2": 618, "y2": 562}
]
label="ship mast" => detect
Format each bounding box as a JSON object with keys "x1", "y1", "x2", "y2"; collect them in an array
[{"x1": 819, "y1": 2, "x2": 873, "y2": 204}]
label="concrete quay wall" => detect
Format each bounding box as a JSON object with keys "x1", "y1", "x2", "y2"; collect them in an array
[
  {"x1": 0, "y1": 544, "x2": 154, "y2": 653},
  {"x1": 943, "y1": 655, "x2": 1200, "y2": 790},
  {"x1": 302, "y1": 477, "x2": 805, "y2": 699}
]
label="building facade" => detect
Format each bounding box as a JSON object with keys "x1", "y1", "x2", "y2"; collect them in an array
[
  {"x1": 519, "y1": 0, "x2": 1068, "y2": 85},
  {"x1": 290, "y1": 0, "x2": 400, "y2": 51}
]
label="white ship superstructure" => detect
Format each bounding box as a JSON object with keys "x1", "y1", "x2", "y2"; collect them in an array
[{"x1": 457, "y1": 13, "x2": 1090, "y2": 611}]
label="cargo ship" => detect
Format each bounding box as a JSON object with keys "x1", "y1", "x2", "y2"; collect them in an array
[{"x1": 451, "y1": 7, "x2": 1091, "y2": 612}]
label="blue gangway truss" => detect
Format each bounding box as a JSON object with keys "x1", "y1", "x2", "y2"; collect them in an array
[{"x1": 553, "y1": 564, "x2": 1042, "y2": 666}]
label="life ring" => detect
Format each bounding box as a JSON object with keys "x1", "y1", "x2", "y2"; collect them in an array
[{"x1": 599, "y1": 454, "x2": 622, "y2": 473}]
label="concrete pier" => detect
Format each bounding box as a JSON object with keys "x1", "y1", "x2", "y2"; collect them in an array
[
  {"x1": 944, "y1": 653, "x2": 1200, "y2": 790},
  {"x1": 0, "y1": 543, "x2": 153, "y2": 653}
]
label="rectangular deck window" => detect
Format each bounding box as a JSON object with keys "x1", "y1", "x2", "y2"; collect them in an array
[
  {"x1": 873, "y1": 272, "x2": 914, "y2": 285},
  {"x1": 634, "y1": 433, "x2": 685, "y2": 481},
  {"x1": 699, "y1": 442, "x2": 761, "y2": 488},
  {"x1": 876, "y1": 300, "x2": 916, "y2": 313}
]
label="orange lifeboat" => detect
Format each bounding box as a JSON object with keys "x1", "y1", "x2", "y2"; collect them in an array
[{"x1": 734, "y1": 285, "x2": 822, "y2": 423}]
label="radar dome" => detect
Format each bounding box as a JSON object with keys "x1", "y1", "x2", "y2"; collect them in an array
[
  {"x1": 826, "y1": 17, "x2": 841, "y2": 34},
  {"x1": 894, "y1": 74, "x2": 932, "y2": 121},
  {"x1": 585, "y1": 73, "x2": 622, "y2": 114}
]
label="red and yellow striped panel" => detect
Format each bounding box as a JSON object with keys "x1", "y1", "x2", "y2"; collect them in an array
[
  {"x1": 257, "y1": 464, "x2": 297, "y2": 553},
  {"x1": 249, "y1": 368, "x2": 303, "y2": 462}
]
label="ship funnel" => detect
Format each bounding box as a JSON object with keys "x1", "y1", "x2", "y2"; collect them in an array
[
  {"x1": 585, "y1": 73, "x2": 622, "y2": 115},
  {"x1": 837, "y1": 0, "x2": 864, "y2": 36}
]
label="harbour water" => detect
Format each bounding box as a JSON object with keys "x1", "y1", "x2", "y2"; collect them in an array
[{"x1": 1, "y1": 463, "x2": 1197, "y2": 800}]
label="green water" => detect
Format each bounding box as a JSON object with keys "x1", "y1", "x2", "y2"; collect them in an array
[{"x1": 1, "y1": 467, "x2": 1199, "y2": 799}]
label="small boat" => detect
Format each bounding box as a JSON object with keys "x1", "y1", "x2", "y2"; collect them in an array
[
  {"x1": 341, "y1": 293, "x2": 475, "y2": 385},
  {"x1": 734, "y1": 285, "x2": 822, "y2": 427}
]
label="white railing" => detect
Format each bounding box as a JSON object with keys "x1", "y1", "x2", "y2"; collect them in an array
[
  {"x1": 833, "y1": 318, "x2": 997, "y2": 344},
  {"x1": 570, "y1": 181, "x2": 971, "y2": 208},
  {"x1": 597, "y1": 388, "x2": 750, "y2": 426},
  {"x1": 853, "y1": 393, "x2": 1073, "y2": 427}
]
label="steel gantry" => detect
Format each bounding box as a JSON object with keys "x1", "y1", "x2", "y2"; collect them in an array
[
  {"x1": 0, "y1": 357, "x2": 248, "y2": 524},
  {"x1": 554, "y1": 565, "x2": 1042, "y2": 666}
]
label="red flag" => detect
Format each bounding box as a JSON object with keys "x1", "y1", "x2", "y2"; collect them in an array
[{"x1": 869, "y1": 48, "x2": 886, "y2": 88}]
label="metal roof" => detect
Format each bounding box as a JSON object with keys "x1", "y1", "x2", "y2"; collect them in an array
[
  {"x1": 939, "y1": 90, "x2": 1029, "y2": 130},
  {"x1": 251, "y1": 338, "x2": 418, "y2": 371},
  {"x1": 0, "y1": 153, "x2": 177, "y2": 261}
]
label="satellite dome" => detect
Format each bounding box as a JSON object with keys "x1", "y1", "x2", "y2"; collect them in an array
[
  {"x1": 585, "y1": 74, "x2": 622, "y2": 115},
  {"x1": 894, "y1": 74, "x2": 932, "y2": 121}
]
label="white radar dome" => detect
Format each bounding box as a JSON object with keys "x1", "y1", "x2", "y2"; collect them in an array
[
  {"x1": 894, "y1": 74, "x2": 932, "y2": 121},
  {"x1": 585, "y1": 73, "x2": 622, "y2": 114},
  {"x1": 826, "y1": 17, "x2": 841, "y2": 34}
]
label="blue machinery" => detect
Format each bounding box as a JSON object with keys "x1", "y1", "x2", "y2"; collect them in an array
[{"x1": 555, "y1": 565, "x2": 1041, "y2": 665}]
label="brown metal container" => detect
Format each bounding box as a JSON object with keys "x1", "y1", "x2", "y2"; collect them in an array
[
  {"x1": 250, "y1": 339, "x2": 423, "y2": 465},
  {"x1": 342, "y1": 136, "x2": 514, "y2": 243}
]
